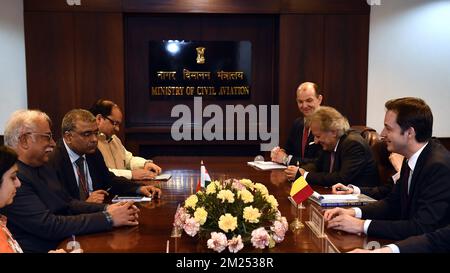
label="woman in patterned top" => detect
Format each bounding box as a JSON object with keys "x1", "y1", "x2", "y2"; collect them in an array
[
  {"x1": 0, "y1": 146, "x2": 70, "y2": 253},
  {"x1": 0, "y1": 145, "x2": 23, "y2": 253}
]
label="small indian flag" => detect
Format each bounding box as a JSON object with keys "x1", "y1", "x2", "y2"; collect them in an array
[
  {"x1": 290, "y1": 176, "x2": 313, "y2": 204},
  {"x1": 200, "y1": 160, "x2": 211, "y2": 188}
]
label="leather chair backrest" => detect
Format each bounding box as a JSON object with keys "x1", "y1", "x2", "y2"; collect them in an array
[{"x1": 350, "y1": 126, "x2": 395, "y2": 184}]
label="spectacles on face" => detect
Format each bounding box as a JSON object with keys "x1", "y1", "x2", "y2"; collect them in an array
[
  {"x1": 103, "y1": 116, "x2": 121, "y2": 127},
  {"x1": 70, "y1": 130, "x2": 100, "y2": 138},
  {"x1": 26, "y1": 132, "x2": 54, "y2": 142}
]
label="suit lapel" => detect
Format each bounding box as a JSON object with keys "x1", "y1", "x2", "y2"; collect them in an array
[
  {"x1": 57, "y1": 140, "x2": 81, "y2": 198},
  {"x1": 332, "y1": 134, "x2": 347, "y2": 172},
  {"x1": 406, "y1": 142, "x2": 432, "y2": 212},
  {"x1": 86, "y1": 154, "x2": 98, "y2": 191}
]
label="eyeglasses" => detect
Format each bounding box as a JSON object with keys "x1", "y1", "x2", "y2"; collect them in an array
[
  {"x1": 70, "y1": 130, "x2": 100, "y2": 138},
  {"x1": 103, "y1": 116, "x2": 121, "y2": 127},
  {"x1": 25, "y1": 132, "x2": 53, "y2": 142}
]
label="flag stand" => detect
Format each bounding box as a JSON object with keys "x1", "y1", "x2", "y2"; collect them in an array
[
  {"x1": 288, "y1": 196, "x2": 305, "y2": 231},
  {"x1": 290, "y1": 203, "x2": 305, "y2": 231}
]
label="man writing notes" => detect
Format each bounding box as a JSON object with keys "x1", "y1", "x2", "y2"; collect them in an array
[
  {"x1": 324, "y1": 97, "x2": 450, "y2": 244},
  {"x1": 271, "y1": 82, "x2": 322, "y2": 166},
  {"x1": 48, "y1": 109, "x2": 161, "y2": 203},
  {"x1": 90, "y1": 99, "x2": 161, "y2": 180}
]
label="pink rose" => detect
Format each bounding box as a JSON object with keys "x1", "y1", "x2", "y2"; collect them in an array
[
  {"x1": 207, "y1": 232, "x2": 228, "y2": 253},
  {"x1": 227, "y1": 235, "x2": 244, "y2": 253},
  {"x1": 251, "y1": 227, "x2": 270, "y2": 249},
  {"x1": 173, "y1": 206, "x2": 188, "y2": 229},
  {"x1": 183, "y1": 217, "x2": 200, "y2": 237}
]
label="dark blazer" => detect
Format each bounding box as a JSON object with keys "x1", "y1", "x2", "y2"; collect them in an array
[
  {"x1": 396, "y1": 224, "x2": 450, "y2": 253},
  {"x1": 301, "y1": 131, "x2": 380, "y2": 187},
  {"x1": 360, "y1": 183, "x2": 393, "y2": 200},
  {"x1": 359, "y1": 140, "x2": 396, "y2": 200},
  {"x1": 362, "y1": 139, "x2": 450, "y2": 240},
  {"x1": 48, "y1": 139, "x2": 140, "y2": 200},
  {"x1": 285, "y1": 117, "x2": 322, "y2": 166},
  {"x1": 0, "y1": 161, "x2": 110, "y2": 253}
]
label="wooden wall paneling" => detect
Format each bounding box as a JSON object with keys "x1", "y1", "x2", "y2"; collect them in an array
[
  {"x1": 24, "y1": 0, "x2": 122, "y2": 12},
  {"x1": 74, "y1": 12, "x2": 125, "y2": 140},
  {"x1": 278, "y1": 15, "x2": 324, "y2": 147},
  {"x1": 322, "y1": 14, "x2": 370, "y2": 127},
  {"x1": 123, "y1": 0, "x2": 281, "y2": 14},
  {"x1": 24, "y1": 12, "x2": 78, "y2": 138},
  {"x1": 281, "y1": 0, "x2": 370, "y2": 14}
]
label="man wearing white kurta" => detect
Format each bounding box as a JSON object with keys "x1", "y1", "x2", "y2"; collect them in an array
[{"x1": 90, "y1": 99, "x2": 162, "y2": 180}]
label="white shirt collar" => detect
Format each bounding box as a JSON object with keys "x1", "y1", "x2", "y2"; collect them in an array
[
  {"x1": 407, "y1": 142, "x2": 429, "y2": 172},
  {"x1": 63, "y1": 139, "x2": 85, "y2": 164},
  {"x1": 333, "y1": 138, "x2": 341, "y2": 152}
]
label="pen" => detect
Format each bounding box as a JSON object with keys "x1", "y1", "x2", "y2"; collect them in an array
[
  {"x1": 336, "y1": 186, "x2": 349, "y2": 191},
  {"x1": 106, "y1": 187, "x2": 112, "y2": 192}
]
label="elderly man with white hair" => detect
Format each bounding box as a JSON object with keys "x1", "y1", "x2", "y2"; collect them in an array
[
  {"x1": 285, "y1": 106, "x2": 380, "y2": 188},
  {"x1": 0, "y1": 110, "x2": 140, "y2": 252}
]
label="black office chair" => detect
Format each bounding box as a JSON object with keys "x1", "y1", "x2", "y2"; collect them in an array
[{"x1": 350, "y1": 126, "x2": 395, "y2": 184}]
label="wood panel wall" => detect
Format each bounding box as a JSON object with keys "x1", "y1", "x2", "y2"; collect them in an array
[{"x1": 24, "y1": 0, "x2": 370, "y2": 156}]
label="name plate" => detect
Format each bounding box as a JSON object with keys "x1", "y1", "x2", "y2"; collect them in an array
[
  {"x1": 149, "y1": 40, "x2": 251, "y2": 99},
  {"x1": 305, "y1": 205, "x2": 327, "y2": 238}
]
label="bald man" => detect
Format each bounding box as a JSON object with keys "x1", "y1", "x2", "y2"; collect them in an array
[{"x1": 271, "y1": 82, "x2": 322, "y2": 166}]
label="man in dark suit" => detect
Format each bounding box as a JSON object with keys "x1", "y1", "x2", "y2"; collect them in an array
[
  {"x1": 0, "y1": 110, "x2": 139, "y2": 252},
  {"x1": 271, "y1": 82, "x2": 322, "y2": 166},
  {"x1": 48, "y1": 109, "x2": 161, "y2": 203},
  {"x1": 285, "y1": 106, "x2": 380, "y2": 188},
  {"x1": 324, "y1": 97, "x2": 450, "y2": 241}
]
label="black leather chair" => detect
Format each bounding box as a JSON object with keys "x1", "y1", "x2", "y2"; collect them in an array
[{"x1": 350, "y1": 126, "x2": 396, "y2": 184}]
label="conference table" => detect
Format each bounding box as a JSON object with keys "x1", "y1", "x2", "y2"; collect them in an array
[{"x1": 58, "y1": 156, "x2": 392, "y2": 253}]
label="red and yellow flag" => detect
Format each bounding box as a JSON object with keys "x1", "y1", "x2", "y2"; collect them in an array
[{"x1": 290, "y1": 176, "x2": 313, "y2": 204}]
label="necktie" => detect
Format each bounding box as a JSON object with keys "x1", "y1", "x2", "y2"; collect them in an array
[
  {"x1": 401, "y1": 160, "x2": 411, "y2": 209},
  {"x1": 75, "y1": 157, "x2": 89, "y2": 200},
  {"x1": 329, "y1": 151, "x2": 335, "y2": 173},
  {"x1": 301, "y1": 126, "x2": 309, "y2": 159}
]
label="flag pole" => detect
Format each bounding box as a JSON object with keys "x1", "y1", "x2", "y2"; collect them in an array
[
  {"x1": 289, "y1": 199, "x2": 305, "y2": 231},
  {"x1": 296, "y1": 161, "x2": 306, "y2": 210}
]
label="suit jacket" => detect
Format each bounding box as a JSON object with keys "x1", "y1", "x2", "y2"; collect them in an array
[
  {"x1": 285, "y1": 117, "x2": 322, "y2": 166},
  {"x1": 301, "y1": 131, "x2": 380, "y2": 187},
  {"x1": 360, "y1": 183, "x2": 393, "y2": 200},
  {"x1": 396, "y1": 224, "x2": 450, "y2": 253},
  {"x1": 361, "y1": 139, "x2": 450, "y2": 240},
  {"x1": 0, "y1": 161, "x2": 110, "y2": 253},
  {"x1": 48, "y1": 139, "x2": 140, "y2": 200}
]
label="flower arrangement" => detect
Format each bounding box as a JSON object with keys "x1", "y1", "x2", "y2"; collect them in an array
[{"x1": 173, "y1": 178, "x2": 288, "y2": 253}]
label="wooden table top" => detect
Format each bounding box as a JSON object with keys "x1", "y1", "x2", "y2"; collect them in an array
[{"x1": 59, "y1": 156, "x2": 391, "y2": 253}]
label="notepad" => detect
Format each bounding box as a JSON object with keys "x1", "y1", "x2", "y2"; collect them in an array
[
  {"x1": 112, "y1": 196, "x2": 152, "y2": 203},
  {"x1": 308, "y1": 191, "x2": 376, "y2": 207},
  {"x1": 247, "y1": 161, "x2": 287, "y2": 170},
  {"x1": 152, "y1": 173, "x2": 172, "y2": 181}
]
